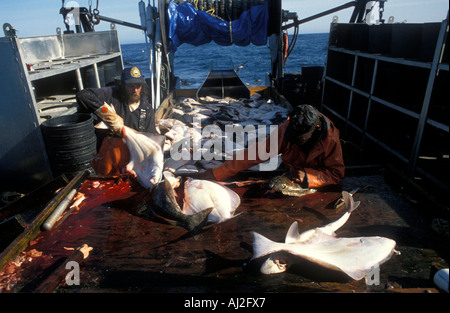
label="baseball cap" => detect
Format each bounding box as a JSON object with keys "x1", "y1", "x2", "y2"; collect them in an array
[{"x1": 121, "y1": 67, "x2": 145, "y2": 84}]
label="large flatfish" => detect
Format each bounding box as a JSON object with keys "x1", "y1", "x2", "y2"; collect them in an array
[
  {"x1": 124, "y1": 127, "x2": 165, "y2": 190},
  {"x1": 148, "y1": 172, "x2": 213, "y2": 233},
  {"x1": 251, "y1": 191, "x2": 398, "y2": 281},
  {"x1": 182, "y1": 178, "x2": 241, "y2": 223}
]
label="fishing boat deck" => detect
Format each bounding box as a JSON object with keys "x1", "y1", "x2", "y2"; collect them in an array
[{"x1": 1, "y1": 167, "x2": 448, "y2": 293}]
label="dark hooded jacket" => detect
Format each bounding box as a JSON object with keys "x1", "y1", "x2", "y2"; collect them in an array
[{"x1": 212, "y1": 114, "x2": 345, "y2": 188}]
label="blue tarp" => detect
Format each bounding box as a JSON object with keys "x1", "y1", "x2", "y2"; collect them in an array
[{"x1": 167, "y1": 1, "x2": 269, "y2": 52}]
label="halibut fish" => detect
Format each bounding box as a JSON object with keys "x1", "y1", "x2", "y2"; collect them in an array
[
  {"x1": 124, "y1": 127, "x2": 165, "y2": 189},
  {"x1": 182, "y1": 178, "x2": 241, "y2": 223},
  {"x1": 149, "y1": 172, "x2": 213, "y2": 233},
  {"x1": 251, "y1": 191, "x2": 398, "y2": 281}
]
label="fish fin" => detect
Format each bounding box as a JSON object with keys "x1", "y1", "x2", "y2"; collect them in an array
[
  {"x1": 233, "y1": 212, "x2": 243, "y2": 218},
  {"x1": 322, "y1": 221, "x2": 343, "y2": 237},
  {"x1": 186, "y1": 207, "x2": 214, "y2": 234},
  {"x1": 320, "y1": 191, "x2": 360, "y2": 235},
  {"x1": 285, "y1": 222, "x2": 300, "y2": 244},
  {"x1": 342, "y1": 191, "x2": 360, "y2": 213},
  {"x1": 342, "y1": 191, "x2": 351, "y2": 210},
  {"x1": 146, "y1": 133, "x2": 166, "y2": 151},
  {"x1": 352, "y1": 201, "x2": 361, "y2": 212},
  {"x1": 216, "y1": 211, "x2": 243, "y2": 223},
  {"x1": 251, "y1": 231, "x2": 282, "y2": 260},
  {"x1": 163, "y1": 174, "x2": 183, "y2": 213}
]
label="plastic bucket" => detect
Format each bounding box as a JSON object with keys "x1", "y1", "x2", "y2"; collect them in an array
[{"x1": 41, "y1": 113, "x2": 97, "y2": 178}]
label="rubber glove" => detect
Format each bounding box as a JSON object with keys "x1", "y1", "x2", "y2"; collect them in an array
[
  {"x1": 285, "y1": 169, "x2": 308, "y2": 188},
  {"x1": 95, "y1": 102, "x2": 125, "y2": 136}
]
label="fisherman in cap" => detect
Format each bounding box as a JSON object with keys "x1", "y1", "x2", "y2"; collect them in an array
[
  {"x1": 189, "y1": 104, "x2": 345, "y2": 189},
  {"x1": 76, "y1": 66, "x2": 156, "y2": 175}
]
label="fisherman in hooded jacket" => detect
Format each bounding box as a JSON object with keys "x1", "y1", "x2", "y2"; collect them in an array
[
  {"x1": 76, "y1": 66, "x2": 156, "y2": 175},
  {"x1": 190, "y1": 104, "x2": 345, "y2": 189}
]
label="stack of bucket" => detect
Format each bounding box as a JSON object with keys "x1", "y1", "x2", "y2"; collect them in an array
[{"x1": 41, "y1": 113, "x2": 97, "y2": 179}]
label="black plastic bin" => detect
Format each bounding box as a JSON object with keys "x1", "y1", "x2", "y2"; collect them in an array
[{"x1": 41, "y1": 113, "x2": 97, "y2": 178}]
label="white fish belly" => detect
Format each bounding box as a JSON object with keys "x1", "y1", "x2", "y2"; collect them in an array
[
  {"x1": 288, "y1": 236, "x2": 396, "y2": 280},
  {"x1": 124, "y1": 127, "x2": 164, "y2": 189},
  {"x1": 183, "y1": 179, "x2": 240, "y2": 223},
  {"x1": 253, "y1": 231, "x2": 396, "y2": 280}
]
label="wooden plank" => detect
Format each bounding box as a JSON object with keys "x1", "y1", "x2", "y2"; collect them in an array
[
  {"x1": 33, "y1": 244, "x2": 92, "y2": 293},
  {"x1": 2, "y1": 172, "x2": 448, "y2": 292},
  {"x1": 155, "y1": 91, "x2": 174, "y2": 121}
]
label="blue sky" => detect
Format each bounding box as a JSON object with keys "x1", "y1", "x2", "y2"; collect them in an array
[{"x1": 0, "y1": 0, "x2": 448, "y2": 44}]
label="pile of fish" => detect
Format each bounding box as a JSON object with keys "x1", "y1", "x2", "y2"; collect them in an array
[
  {"x1": 45, "y1": 95, "x2": 401, "y2": 285},
  {"x1": 251, "y1": 191, "x2": 399, "y2": 282},
  {"x1": 122, "y1": 94, "x2": 291, "y2": 232},
  {"x1": 165, "y1": 95, "x2": 289, "y2": 129},
  {"x1": 157, "y1": 95, "x2": 289, "y2": 175}
]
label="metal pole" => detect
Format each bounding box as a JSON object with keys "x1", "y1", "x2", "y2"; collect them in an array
[
  {"x1": 408, "y1": 18, "x2": 449, "y2": 178},
  {"x1": 93, "y1": 63, "x2": 101, "y2": 88},
  {"x1": 282, "y1": 1, "x2": 357, "y2": 30},
  {"x1": 75, "y1": 68, "x2": 84, "y2": 90},
  {"x1": 97, "y1": 15, "x2": 145, "y2": 31}
]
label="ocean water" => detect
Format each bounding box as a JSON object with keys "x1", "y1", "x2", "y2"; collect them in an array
[{"x1": 121, "y1": 33, "x2": 329, "y2": 89}]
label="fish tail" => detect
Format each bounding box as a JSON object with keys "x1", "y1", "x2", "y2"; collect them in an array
[
  {"x1": 185, "y1": 207, "x2": 214, "y2": 233},
  {"x1": 342, "y1": 191, "x2": 360, "y2": 213},
  {"x1": 324, "y1": 191, "x2": 361, "y2": 234},
  {"x1": 251, "y1": 231, "x2": 282, "y2": 260}
]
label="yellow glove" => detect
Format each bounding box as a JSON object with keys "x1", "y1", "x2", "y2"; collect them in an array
[{"x1": 95, "y1": 102, "x2": 125, "y2": 136}]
